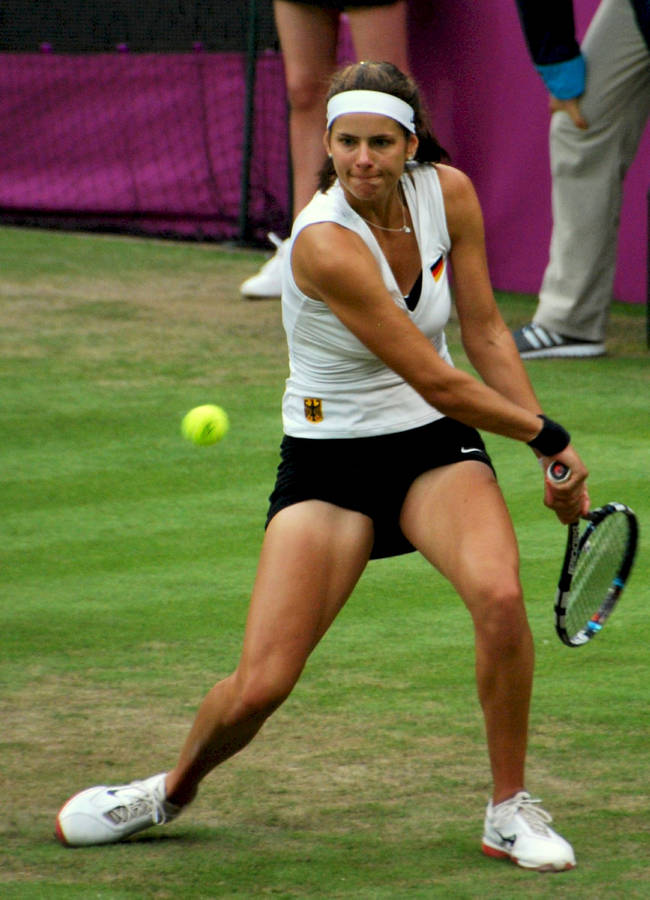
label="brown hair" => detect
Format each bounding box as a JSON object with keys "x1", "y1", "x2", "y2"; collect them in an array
[{"x1": 318, "y1": 61, "x2": 449, "y2": 192}]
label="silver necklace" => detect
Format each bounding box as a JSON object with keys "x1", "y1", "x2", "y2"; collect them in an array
[{"x1": 358, "y1": 193, "x2": 411, "y2": 234}]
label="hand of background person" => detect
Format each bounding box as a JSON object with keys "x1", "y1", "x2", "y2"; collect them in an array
[{"x1": 549, "y1": 95, "x2": 588, "y2": 130}]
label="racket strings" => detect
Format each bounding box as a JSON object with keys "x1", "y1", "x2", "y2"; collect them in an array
[{"x1": 565, "y1": 512, "x2": 631, "y2": 638}]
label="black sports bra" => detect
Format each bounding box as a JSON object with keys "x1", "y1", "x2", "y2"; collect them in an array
[{"x1": 404, "y1": 271, "x2": 423, "y2": 312}]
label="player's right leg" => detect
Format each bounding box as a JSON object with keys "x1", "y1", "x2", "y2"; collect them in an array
[
  {"x1": 165, "y1": 501, "x2": 373, "y2": 802},
  {"x1": 55, "y1": 501, "x2": 373, "y2": 846}
]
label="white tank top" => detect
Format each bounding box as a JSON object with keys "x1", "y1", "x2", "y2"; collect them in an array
[{"x1": 281, "y1": 164, "x2": 453, "y2": 438}]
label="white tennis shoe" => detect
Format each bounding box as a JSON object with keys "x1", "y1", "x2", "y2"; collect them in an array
[
  {"x1": 55, "y1": 772, "x2": 181, "y2": 846},
  {"x1": 239, "y1": 232, "x2": 287, "y2": 299},
  {"x1": 482, "y1": 791, "x2": 576, "y2": 871}
]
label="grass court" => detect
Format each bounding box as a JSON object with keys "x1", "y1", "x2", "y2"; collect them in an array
[{"x1": 1, "y1": 226, "x2": 648, "y2": 898}]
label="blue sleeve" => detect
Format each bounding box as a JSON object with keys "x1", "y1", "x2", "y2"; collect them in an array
[
  {"x1": 514, "y1": 0, "x2": 585, "y2": 97},
  {"x1": 536, "y1": 54, "x2": 586, "y2": 98}
]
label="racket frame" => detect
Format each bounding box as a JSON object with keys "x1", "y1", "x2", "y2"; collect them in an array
[
  {"x1": 554, "y1": 504, "x2": 638, "y2": 646},
  {"x1": 546, "y1": 461, "x2": 639, "y2": 647}
]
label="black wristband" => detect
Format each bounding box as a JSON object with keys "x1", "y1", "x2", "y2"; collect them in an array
[{"x1": 527, "y1": 415, "x2": 571, "y2": 456}]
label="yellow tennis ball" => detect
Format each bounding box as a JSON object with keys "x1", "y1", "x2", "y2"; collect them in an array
[{"x1": 181, "y1": 404, "x2": 229, "y2": 446}]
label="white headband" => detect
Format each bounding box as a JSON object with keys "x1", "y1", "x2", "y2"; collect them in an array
[{"x1": 326, "y1": 90, "x2": 416, "y2": 134}]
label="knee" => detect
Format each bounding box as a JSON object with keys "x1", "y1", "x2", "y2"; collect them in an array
[
  {"x1": 471, "y1": 581, "x2": 528, "y2": 654},
  {"x1": 285, "y1": 71, "x2": 328, "y2": 115},
  {"x1": 229, "y1": 666, "x2": 296, "y2": 724}
]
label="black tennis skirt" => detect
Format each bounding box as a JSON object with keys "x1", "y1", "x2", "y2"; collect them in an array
[{"x1": 266, "y1": 417, "x2": 494, "y2": 559}]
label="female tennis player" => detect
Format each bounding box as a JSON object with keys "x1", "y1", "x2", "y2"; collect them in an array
[{"x1": 56, "y1": 61, "x2": 589, "y2": 872}]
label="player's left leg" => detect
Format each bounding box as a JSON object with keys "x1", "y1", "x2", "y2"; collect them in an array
[
  {"x1": 399, "y1": 461, "x2": 575, "y2": 871},
  {"x1": 400, "y1": 461, "x2": 531, "y2": 801}
]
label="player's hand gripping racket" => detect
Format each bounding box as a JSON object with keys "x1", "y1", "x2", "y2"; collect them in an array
[{"x1": 547, "y1": 461, "x2": 639, "y2": 647}]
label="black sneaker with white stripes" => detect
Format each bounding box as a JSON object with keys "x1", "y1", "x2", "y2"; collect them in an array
[{"x1": 513, "y1": 322, "x2": 605, "y2": 359}]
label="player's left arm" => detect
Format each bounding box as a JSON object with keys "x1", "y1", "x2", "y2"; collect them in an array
[
  {"x1": 439, "y1": 164, "x2": 540, "y2": 412},
  {"x1": 439, "y1": 163, "x2": 589, "y2": 519}
]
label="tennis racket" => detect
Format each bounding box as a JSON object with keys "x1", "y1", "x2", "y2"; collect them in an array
[{"x1": 547, "y1": 461, "x2": 639, "y2": 647}]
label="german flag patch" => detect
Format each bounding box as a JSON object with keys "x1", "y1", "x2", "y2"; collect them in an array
[
  {"x1": 430, "y1": 255, "x2": 444, "y2": 282},
  {"x1": 304, "y1": 398, "x2": 323, "y2": 423}
]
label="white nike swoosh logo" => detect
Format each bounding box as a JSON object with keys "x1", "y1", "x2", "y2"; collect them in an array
[{"x1": 460, "y1": 447, "x2": 482, "y2": 454}]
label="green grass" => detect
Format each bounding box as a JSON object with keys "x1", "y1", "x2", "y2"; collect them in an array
[{"x1": 1, "y1": 226, "x2": 648, "y2": 898}]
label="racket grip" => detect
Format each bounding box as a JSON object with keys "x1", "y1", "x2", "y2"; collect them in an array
[{"x1": 547, "y1": 460, "x2": 571, "y2": 483}]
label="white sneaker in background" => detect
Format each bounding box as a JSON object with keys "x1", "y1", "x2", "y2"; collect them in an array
[{"x1": 240, "y1": 232, "x2": 287, "y2": 300}]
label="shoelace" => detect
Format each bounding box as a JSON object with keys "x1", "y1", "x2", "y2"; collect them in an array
[
  {"x1": 104, "y1": 780, "x2": 169, "y2": 826},
  {"x1": 491, "y1": 792, "x2": 553, "y2": 836}
]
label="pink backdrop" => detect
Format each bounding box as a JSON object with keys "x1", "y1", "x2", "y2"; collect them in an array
[
  {"x1": 0, "y1": 0, "x2": 647, "y2": 304},
  {"x1": 0, "y1": 52, "x2": 289, "y2": 242},
  {"x1": 407, "y1": 0, "x2": 649, "y2": 305}
]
